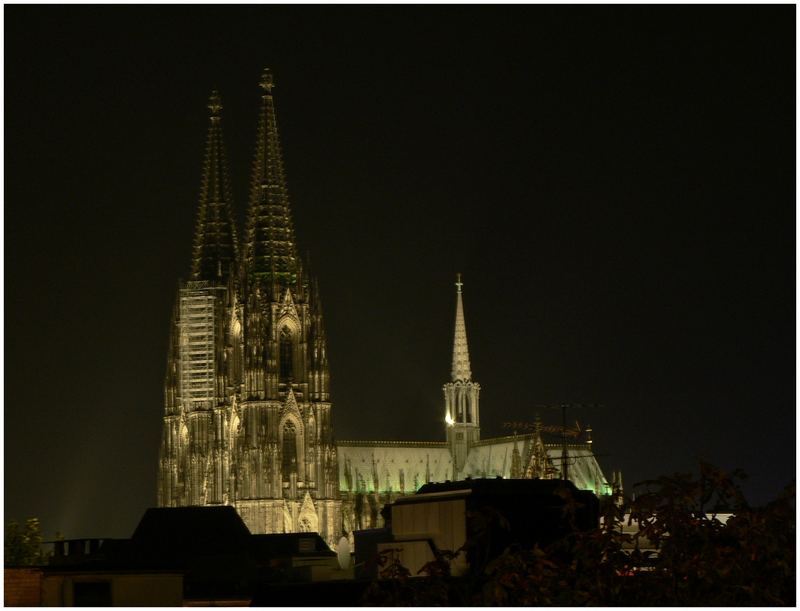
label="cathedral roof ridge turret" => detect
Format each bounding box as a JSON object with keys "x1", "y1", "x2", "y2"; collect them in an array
[
  {"x1": 244, "y1": 67, "x2": 300, "y2": 287},
  {"x1": 451, "y1": 273, "x2": 472, "y2": 382},
  {"x1": 191, "y1": 89, "x2": 238, "y2": 283}
]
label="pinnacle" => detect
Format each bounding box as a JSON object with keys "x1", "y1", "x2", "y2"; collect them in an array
[
  {"x1": 208, "y1": 90, "x2": 222, "y2": 117},
  {"x1": 259, "y1": 68, "x2": 275, "y2": 93}
]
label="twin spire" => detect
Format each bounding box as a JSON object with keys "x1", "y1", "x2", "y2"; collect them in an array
[
  {"x1": 191, "y1": 73, "x2": 472, "y2": 391},
  {"x1": 190, "y1": 90, "x2": 238, "y2": 282},
  {"x1": 190, "y1": 68, "x2": 300, "y2": 287},
  {"x1": 244, "y1": 67, "x2": 299, "y2": 286},
  {"x1": 451, "y1": 273, "x2": 473, "y2": 382}
]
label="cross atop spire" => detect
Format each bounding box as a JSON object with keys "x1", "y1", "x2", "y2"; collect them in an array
[
  {"x1": 451, "y1": 273, "x2": 472, "y2": 382},
  {"x1": 259, "y1": 67, "x2": 275, "y2": 94}
]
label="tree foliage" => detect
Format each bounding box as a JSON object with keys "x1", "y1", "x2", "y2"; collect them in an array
[
  {"x1": 5, "y1": 517, "x2": 48, "y2": 566},
  {"x1": 362, "y1": 463, "x2": 795, "y2": 606}
]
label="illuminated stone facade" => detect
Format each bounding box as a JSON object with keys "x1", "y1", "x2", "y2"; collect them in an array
[
  {"x1": 158, "y1": 70, "x2": 612, "y2": 547},
  {"x1": 158, "y1": 73, "x2": 340, "y2": 547}
]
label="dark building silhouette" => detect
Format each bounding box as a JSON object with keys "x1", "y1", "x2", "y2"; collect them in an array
[
  {"x1": 41, "y1": 506, "x2": 346, "y2": 605},
  {"x1": 355, "y1": 478, "x2": 600, "y2": 579}
]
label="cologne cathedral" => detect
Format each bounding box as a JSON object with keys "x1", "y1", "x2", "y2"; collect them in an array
[{"x1": 158, "y1": 70, "x2": 614, "y2": 548}]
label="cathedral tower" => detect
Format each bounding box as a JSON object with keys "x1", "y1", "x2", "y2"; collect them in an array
[
  {"x1": 159, "y1": 91, "x2": 241, "y2": 509},
  {"x1": 444, "y1": 274, "x2": 481, "y2": 475},
  {"x1": 232, "y1": 69, "x2": 339, "y2": 541}
]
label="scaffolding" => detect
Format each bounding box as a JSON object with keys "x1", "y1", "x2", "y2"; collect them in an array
[{"x1": 179, "y1": 281, "x2": 217, "y2": 411}]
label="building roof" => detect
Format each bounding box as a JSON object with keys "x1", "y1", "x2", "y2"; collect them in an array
[
  {"x1": 337, "y1": 435, "x2": 611, "y2": 496},
  {"x1": 48, "y1": 507, "x2": 334, "y2": 582},
  {"x1": 130, "y1": 506, "x2": 252, "y2": 558},
  {"x1": 250, "y1": 532, "x2": 334, "y2": 558},
  {"x1": 338, "y1": 443, "x2": 453, "y2": 495}
]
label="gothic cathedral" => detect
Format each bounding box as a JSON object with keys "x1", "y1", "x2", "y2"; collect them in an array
[{"x1": 159, "y1": 69, "x2": 614, "y2": 547}]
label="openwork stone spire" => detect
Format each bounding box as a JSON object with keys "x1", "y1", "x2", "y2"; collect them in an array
[
  {"x1": 191, "y1": 90, "x2": 238, "y2": 282},
  {"x1": 244, "y1": 67, "x2": 299, "y2": 286},
  {"x1": 451, "y1": 273, "x2": 472, "y2": 382},
  {"x1": 524, "y1": 416, "x2": 555, "y2": 480}
]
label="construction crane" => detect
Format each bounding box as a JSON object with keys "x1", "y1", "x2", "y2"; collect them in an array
[{"x1": 501, "y1": 419, "x2": 584, "y2": 438}]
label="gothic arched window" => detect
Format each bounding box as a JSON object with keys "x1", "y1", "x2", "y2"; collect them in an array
[
  {"x1": 282, "y1": 421, "x2": 297, "y2": 478},
  {"x1": 280, "y1": 326, "x2": 293, "y2": 381}
]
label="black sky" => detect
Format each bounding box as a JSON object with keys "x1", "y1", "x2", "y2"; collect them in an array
[{"x1": 5, "y1": 6, "x2": 795, "y2": 540}]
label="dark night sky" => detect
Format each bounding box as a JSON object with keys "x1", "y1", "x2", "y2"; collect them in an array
[{"x1": 5, "y1": 6, "x2": 795, "y2": 540}]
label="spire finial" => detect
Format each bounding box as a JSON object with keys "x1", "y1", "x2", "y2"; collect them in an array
[
  {"x1": 259, "y1": 68, "x2": 275, "y2": 93},
  {"x1": 455, "y1": 272, "x2": 463, "y2": 293},
  {"x1": 208, "y1": 90, "x2": 222, "y2": 117}
]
